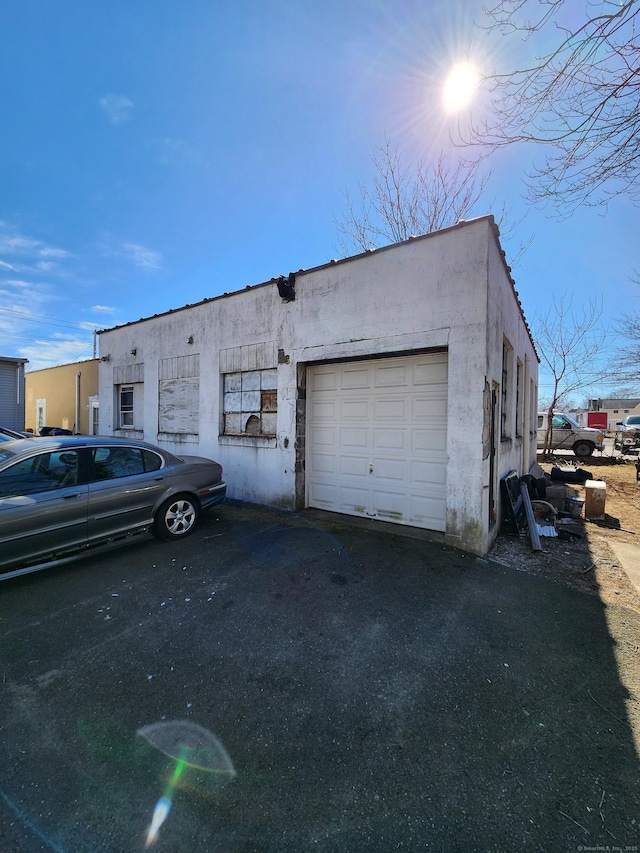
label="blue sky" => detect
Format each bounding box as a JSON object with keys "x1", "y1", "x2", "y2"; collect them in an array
[{"x1": 1, "y1": 0, "x2": 638, "y2": 399}]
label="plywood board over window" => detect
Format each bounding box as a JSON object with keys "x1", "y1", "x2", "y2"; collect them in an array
[
  {"x1": 223, "y1": 369, "x2": 277, "y2": 436},
  {"x1": 158, "y1": 354, "x2": 199, "y2": 436}
]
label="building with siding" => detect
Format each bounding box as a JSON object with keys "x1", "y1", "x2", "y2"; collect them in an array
[
  {"x1": 0, "y1": 357, "x2": 28, "y2": 430},
  {"x1": 594, "y1": 399, "x2": 640, "y2": 432}
]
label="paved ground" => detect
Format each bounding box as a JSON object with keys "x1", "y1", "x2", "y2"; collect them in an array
[
  {"x1": 1, "y1": 501, "x2": 639, "y2": 852},
  {"x1": 610, "y1": 541, "x2": 640, "y2": 597}
]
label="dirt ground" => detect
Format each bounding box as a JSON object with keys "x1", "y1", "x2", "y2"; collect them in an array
[{"x1": 489, "y1": 455, "x2": 640, "y2": 613}]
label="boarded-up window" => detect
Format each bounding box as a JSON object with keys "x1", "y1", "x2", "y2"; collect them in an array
[
  {"x1": 159, "y1": 355, "x2": 199, "y2": 435},
  {"x1": 223, "y1": 369, "x2": 277, "y2": 436}
]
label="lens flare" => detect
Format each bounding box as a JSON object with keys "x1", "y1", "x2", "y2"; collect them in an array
[
  {"x1": 145, "y1": 796, "x2": 172, "y2": 848},
  {"x1": 139, "y1": 721, "x2": 235, "y2": 847}
]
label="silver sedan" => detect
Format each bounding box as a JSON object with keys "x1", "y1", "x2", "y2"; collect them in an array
[{"x1": 0, "y1": 436, "x2": 226, "y2": 580}]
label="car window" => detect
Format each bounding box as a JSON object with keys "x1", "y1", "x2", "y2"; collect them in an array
[
  {"x1": 91, "y1": 447, "x2": 162, "y2": 481},
  {"x1": 142, "y1": 449, "x2": 163, "y2": 471},
  {"x1": 551, "y1": 415, "x2": 570, "y2": 429},
  {"x1": 0, "y1": 450, "x2": 79, "y2": 498},
  {"x1": 627, "y1": 416, "x2": 640, "y2": 425}
]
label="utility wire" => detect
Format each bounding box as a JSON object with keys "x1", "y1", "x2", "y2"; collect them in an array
[{"x1": 0, "y1": 305, "x2": 97, "y2": 331}]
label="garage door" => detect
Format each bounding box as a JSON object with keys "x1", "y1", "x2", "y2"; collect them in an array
[{"x1": 307, "y1": 352, "x2": 448, "y2": 531}]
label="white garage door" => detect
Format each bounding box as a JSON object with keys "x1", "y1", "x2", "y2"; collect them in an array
[{"x1": 307, "y1": 352, "x2": 448, "y2": 531}]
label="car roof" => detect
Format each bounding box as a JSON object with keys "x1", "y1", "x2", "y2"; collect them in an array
[{"x1": 0, "y1": 436, "x2": 180, "y2": 465}]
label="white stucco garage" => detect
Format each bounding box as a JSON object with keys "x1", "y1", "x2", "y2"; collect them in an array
[{"x1": 98, "y1": 215, "x2": 538, "y2": 555}]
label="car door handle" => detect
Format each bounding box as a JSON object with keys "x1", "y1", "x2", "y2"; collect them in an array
[
  {"x1": 154, "y1": 476, "x2": 165, "y2": 481},
  {"x1": 63, "y1": 492, "x2": 83, "y2": 499}
]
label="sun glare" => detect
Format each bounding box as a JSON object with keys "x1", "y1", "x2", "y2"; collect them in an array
[{"x1": 443, "y1": 63, "x2": 480, "y2": 113}]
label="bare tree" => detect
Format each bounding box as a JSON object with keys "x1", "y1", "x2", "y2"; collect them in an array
[
  {"x1": 614, "y1": 311, "x2": 640, "y2": 385},
  {"x1": 469, "y1": 0, "x2": 640, "y2": 215},
  {"x1": 605, "y1": 271, "x2": 640, "y2": 388},
  {"x1": 335, "y1": 138, "x2": 491, "y2": 256},
  {"x1": 535, "y1": 296, "x2": 607, "y2": 456}
]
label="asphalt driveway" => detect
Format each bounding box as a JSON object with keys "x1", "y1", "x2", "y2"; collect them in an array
[{"x1": 1, "y1": 501, "x2": 638, "y2": 852}]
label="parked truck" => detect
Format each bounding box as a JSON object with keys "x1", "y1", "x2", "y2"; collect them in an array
[{"x1": 537, "y1": 412, "x2": 605, "y2": 457}]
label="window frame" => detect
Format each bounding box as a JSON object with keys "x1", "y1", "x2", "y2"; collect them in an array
[
  {"x1": 222, "y1": 369, "x2": 278, "y2": 438},
  {"x1": 118, "y1": 385, "x2": 135, "y2": 429},
  {"x1": 500, "y1": 340, "x2": 513, "y2": 441}
]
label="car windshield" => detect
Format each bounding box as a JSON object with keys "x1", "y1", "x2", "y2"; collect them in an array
[
  {"x1": 625, "y1": 416, "x2": 640, "y2": 425},
  {"x1": 562, "y1": 414, "x2": 581, "y2": 428}
]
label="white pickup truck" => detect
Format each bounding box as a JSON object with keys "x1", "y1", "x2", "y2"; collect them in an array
[{"x1": 537, "y1": 412, "x2": 605, "y2": 457}]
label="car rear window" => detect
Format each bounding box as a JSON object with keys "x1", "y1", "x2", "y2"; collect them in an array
[{"x1": 92, "y1": 447, "x2": 163, "y2": 480}]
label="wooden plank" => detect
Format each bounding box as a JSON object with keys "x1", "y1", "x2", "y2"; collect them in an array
[{"x1": 521, "y1": 483, "x2": 542, "y2": 553}]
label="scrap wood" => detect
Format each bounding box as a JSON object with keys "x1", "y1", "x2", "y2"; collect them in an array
[{"x1": 520, "y1": 483, "x2": 542, "y2": 552}]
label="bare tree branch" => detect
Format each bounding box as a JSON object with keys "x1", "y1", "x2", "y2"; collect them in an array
[
  {"x1": 334, "y1": 138, "x2": 492, "y2": 256},
  {"x1": 533, "y1": 296, "x2": 606, "y2": 455},
  {"x1": 613, "y1": 272, "x2": 640, "y2": 386},
  {"x1": 467, "y1": 0, "x2": 640, "y2": 215}
]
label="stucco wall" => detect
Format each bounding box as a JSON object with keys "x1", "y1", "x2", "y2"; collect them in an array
[
  {"x1": 25, "y1": 359, "x2": 99, "y2": 434},
  {"x1": 484, "y1": 231, "x2": 539, "y2": 553},
  {"x1": 98, "y1": 217, "x2": 536, "y2": 554}
]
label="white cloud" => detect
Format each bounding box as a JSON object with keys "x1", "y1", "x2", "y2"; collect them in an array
[
  {"x1": 21, "y1": 337, "x2": 94, "y2": 373},
  {"x1": 0, "y1": 222, "x2": 71, "y2": 265},
  {"x1": 156, "y1": 137, "x2": 208, "y2": 168},
  {"x1": 91, "y1": 304, "x2": 117, "y2": 314},
  {"x1": 99, "y1": 239, "x2": 163, "y2": 271},
  {"x1": 38, "y1": 247, "x2": 71, "y2": 259},
  {"x1": 0, "y1": 222, "x2": 97, "y2": 368},
  {"x1": 99, "y1": 94, "x2": 134, "y2": 124},
  {"x1": 122, "y1": 242, "x2": 163, "y2": 270},
  {"x1": 0, "y1": 235, "x2": 40, "y2": 253}
]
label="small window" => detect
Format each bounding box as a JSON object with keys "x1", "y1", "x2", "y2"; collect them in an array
[{"x1": 119, "y1": 385, "x2": 134, "y2": 428}]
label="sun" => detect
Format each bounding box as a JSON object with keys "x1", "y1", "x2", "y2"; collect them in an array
[{"x1": 442, "y1": 63, "x2": 480, "y2": 113}]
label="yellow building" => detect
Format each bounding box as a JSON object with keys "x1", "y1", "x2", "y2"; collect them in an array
[{"x1": 25, "y1": 359, "x2": 99, "y2": 435}]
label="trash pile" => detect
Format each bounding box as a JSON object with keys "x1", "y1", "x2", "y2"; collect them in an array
[{"x1": 501, "y1": 463, "x2": 607, "y2": 552}]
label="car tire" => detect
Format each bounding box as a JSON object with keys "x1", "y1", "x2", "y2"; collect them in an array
[
  {"x1": 572, "y1": 440, "x2": 594, "y2": 458},
  {"x1": 153, "y1": 494, "x2": 200, "y2": 541}
]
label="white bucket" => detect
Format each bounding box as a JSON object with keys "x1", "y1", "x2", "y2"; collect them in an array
[{"x1": 565, "y1": 497, "x2": 585, "y2": 518}]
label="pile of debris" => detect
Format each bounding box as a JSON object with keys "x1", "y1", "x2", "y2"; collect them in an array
[{"x1": 501, "y1": 463, "x2": 607, "y2": 552}]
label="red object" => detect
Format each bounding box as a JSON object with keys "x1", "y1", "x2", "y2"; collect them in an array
[{"x1": 587, "y1": 411, "x2": 608, "y2": 429}]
